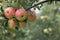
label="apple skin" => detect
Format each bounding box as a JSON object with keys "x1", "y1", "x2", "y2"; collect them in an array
[
  {"x1": 19, "y1": 22, "x2": 26, "y2": 29},
  {"x1": 27, "y1": 11, "x2": 36, "y2": 22},
  {"x1": 15, "y1": 8, "x2": 28, "y2": 22},
  {"x1": 8, "y1": 19, "x2": 16, "y2": 28},
  {"x1": 4, "y1": 7, "x2": 15, "y2": 19}
]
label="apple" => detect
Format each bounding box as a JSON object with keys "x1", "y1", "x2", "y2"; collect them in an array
[
  {"x1": 8, "y1": 19, "x2": 16, "y2": 28},
  {"x1": 43, "y1": 28, "x2": 49, "y2": 33},
  {"x1": 27, "y1": 11, "x2": 36, "y2": 22},
  {"x1": 15, "y1": 8, "x2": 28, "y2": 22},
  {"x1": 4, "y1": 7, "x2": 15, "y2": 19},
  {"x1": 19, "y1": 22, "x2": 26, "y2": 29}
]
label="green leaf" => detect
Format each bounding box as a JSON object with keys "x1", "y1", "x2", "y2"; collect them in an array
[{"x1": 0, "y1": 17, "x2": 6, "y2": 21}]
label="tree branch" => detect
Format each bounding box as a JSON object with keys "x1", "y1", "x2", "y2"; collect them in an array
[{"x1": 26, "y1": 0, "x2": 60, "y2": 11}]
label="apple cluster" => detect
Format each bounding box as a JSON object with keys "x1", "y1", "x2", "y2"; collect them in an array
[{"x1": 4, "y1": 7, "x2": 36, "y2": 29}]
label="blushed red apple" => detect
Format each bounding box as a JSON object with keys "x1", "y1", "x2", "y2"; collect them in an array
[
  {"x1": 27, "y1": 11, "x2": 36, "y2": 22},
  {"x1": 15, "y1": 8, "x2": 28, "y2": 21},
  {"x1": 4, "y1": 7, "x2": 15, "y2": 19},
  {"x1": 8, "y1": 19, "x2": 16, "y2": 28}
]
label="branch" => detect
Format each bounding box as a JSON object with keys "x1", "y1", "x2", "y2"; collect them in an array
[{"x1": 26, "y1": 0, "x2": 60, "y2": 11}]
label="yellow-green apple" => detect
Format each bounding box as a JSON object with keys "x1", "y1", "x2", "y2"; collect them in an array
[
  {"x1": 19, "y1": 22, "x2": 26, "y2": 29},
  {"x1": 15, "y1": 8, "x2": 28, "y2": 21},
  {"x1": 8, "y1": 19, "x2": 16, "y2": 28},
  {"x1": 4, "y1": 7, "x2": 15, "y2": 19}
]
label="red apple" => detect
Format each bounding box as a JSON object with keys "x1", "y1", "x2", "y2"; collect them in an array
[
  {"x1": 15, "y1": 8, "x2": 28, "y2": 21},
  {"x1": 27, "y1": 11, "x2": 36, "y2": 22},
  {"x1": 4, "y1": 7, "x2": 15, "y2": 19},
  {"x1": 8, "y1": 19, "x2": 16, "y2": 28}
]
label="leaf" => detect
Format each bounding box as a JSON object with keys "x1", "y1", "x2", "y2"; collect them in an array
[{"x1": 0, "y1": 17, "x2": 6, "y2": 21}]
